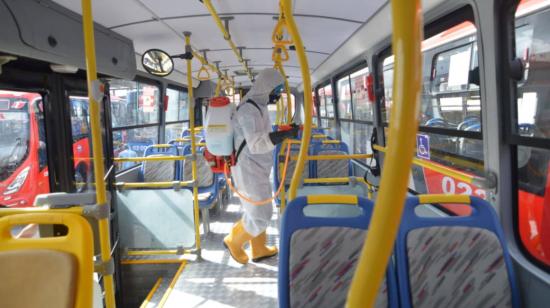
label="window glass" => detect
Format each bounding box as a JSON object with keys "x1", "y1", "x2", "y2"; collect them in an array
[
  {"x1": 514, "y1": 1, "x2": 550, "y2": 266},
  {"x1": 165, "y1": 122, "x2": 189, "y2": 142},
  {"x1": 382, "y1": 21, "x2": 482, "y2": 171},
  {"x1": 166, "y1": 88, "x2": 189, "y2": 122},
  {"x1": 109, "y1": 80, "x2": 160, "y2": 128},
  {"x1": 382, "y1": 57, "x2": 394, "y2": 123},
  {"x1": 0, "y1": 90, "x2": 49, "y2": 207},
  {"x1": 340, "y1": 121, "x2": 353, "y2": 150},
  {"x1": 113, "y1": 126, "x2": 158, "y2": 171},
  {"x1": 318, "y1": 87, "x2": 327, "y2": 117},
  {"x1": 351, "y1": 67, "x2": 374, "y2": 121},
  {"x1": 69, "y1": 96, "x2": 93, "y2": 192},
  {"x1": 337, "y1": 76, "x2": 353, "y2": 120},
  {"x1": 323, "y1": 85, "x2": 334, "y2": 118}
]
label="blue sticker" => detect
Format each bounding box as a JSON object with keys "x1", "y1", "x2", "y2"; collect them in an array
[{"x1": 417, "y1": 134, "x2": 430, "y2": 160}]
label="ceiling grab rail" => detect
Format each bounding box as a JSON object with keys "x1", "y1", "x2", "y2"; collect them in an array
[
  {"x1": 201, "y1": 0, "x2": 252, "y2": 81},
  {"x1": 346, "y1": 0, "x2": 423, "y2": 306},
  {"x1": 183, "y1": 32, "x2": 203, "y2": 254},
  {"x1": 80, "y1": 0, "x2": 116, "y2": 307},
  {"x1": 280, "y1": 0, "x2": 312, "y2": 201}
]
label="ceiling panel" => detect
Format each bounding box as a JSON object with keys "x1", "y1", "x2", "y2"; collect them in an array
[
  {"x1": 295, "y1": 17, "x2": 360, "y2": 55},
  {"x1": 52, "y1": 0, "x2": 153, "y2": 28},
  {"x1": 294, "y1": 0, "x2": 386, "y2": 22}
]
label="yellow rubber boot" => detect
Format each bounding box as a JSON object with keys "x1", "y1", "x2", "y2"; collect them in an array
[
  {"x1": 223, "y1": 220, "x2": 253, "y2": 264},
  {"x1": 250, "y1": 231, "x2": 278, "y2": 262}
]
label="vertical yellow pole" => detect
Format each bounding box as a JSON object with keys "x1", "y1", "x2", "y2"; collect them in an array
[
  {"x1": 346, "y1": 0, "x2": 423, "y2": 306},
  {"x1": 278, "y1": 65, "x2": 292, "y2": 124},
  {"x1": 80, "y1": 0, "x2": 116, "y2": 307},
  {"x1": 282, "y1": 0, "x2": 311, "y2": 201},
  {"x1": 184, "y1": 32, "x2": 202, "y2": 252},
  {"x1": 215, "y1": 77, "x2": 222, "y2": 97}
]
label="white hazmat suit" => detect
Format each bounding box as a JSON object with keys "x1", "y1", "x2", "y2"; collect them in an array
[{"x1": 231, "y1": 68, "x2": 284, "y2": 236}]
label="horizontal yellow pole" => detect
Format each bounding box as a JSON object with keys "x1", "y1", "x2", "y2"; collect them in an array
[
  {"x1": 287, "y1": 154, "x2": 373, "y2": 161},
  {"x1": 418, "y1": 194, "x2": 471, "y2": 204},
  {"x1": 122, "y1": 259, "x2": 186, "y2": 265},
  {"x1": 114, "y1": 156, "x2": 186, "y2": 162},
  {"x1": 307, "y1": 195, "x2": 358, "y2": 205},
  {"x1": 303, "y1": 177, "x2": 368, "y2": 185},
  {"x1": 158, "y1": 261, "x2": 187, "y2": 307},
  {"x1": 373, "y1": 145, "x2": 476, "y2": 184},
  {"x1": 312, "y1": 134, "x2": 327, "y2": 139},
  {"x1": 287, "y1": 139, "x2": 340, "y2": 145},
  {"x1": 127, "y1": 249, "x2": 187, "y2": 256},
  {"x1": 116, "y1": 181, "x2": 194, "y2": 189},
  {"x1": 140, "y1": 278, "x2": 163, "y2": 308},
  {"x1": 201, "y1": 0, "x2": 252, "y2": 80},
  {"x1": 0, "y1": 206, "x2": 84, "y2": 217}
]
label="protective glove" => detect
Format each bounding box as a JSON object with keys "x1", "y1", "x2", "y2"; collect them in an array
[{"x1": 268, "y1": 124, "x2": 300, "y2": 145}]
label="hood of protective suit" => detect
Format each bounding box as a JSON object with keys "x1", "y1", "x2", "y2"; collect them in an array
[{"x1": 243, "y1": 68, "x2": 284, "y2": 106}]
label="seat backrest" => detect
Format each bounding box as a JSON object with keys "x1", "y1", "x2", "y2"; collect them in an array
[
  {"x1": 181, "y1": 145, "x2": 214, "y2": 187},
  {"x1": 311, "y1": 142, "x2": 351, "y2": 179},
  {"x1": 0, "y1": 213, "x2": 94, "y2": 308},
  {"x1": 140, "y1": 145, "x2": 179, "y2": 182},
  {"x1": 396, "y1": 196, "x2": 520, "y2": 308},
  {"x1": 279, "y1": 195, "x2": 397, "y2": 308},
  {"x1": 274, "y1": 143, "x2": 311, "y2": 187}
]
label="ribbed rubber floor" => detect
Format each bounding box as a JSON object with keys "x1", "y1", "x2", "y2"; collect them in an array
[{"x1": 161, "y1": 194, "x2": 279, "y2": 308}]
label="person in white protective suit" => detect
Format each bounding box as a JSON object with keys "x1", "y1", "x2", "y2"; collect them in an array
[{"x1": 224, "y1": 68, "x2": 299, "y2": 264}]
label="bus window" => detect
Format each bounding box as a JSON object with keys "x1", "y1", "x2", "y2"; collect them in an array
[
  {"x1": 514, "y1": 1, "x2": 550, "y2": 267},
  {"x1": 337, "y1": 76, "x2": 353, "y2": 120},
  {"x1": 109, "y1": 79, "x2": 160, "y2": 128},
  {"x1": 165, "y1": 88, "x2": 189, "y2": 142},
  {"x1": 0, "y1": 90, "x2": 49, "y2": 207},
  {"x1": 382, "y1": 19, "x2": 483, "y2": 215},
  {"x1": 69, "y1": 96, "x2": 93, "y2": 192},
  {"x1": 319, "y1": 84, "x2": 336, "y2": 138},
  {"x1": 351, "y1": 67, "x2": 373, "y2": 121},
  {"x1": 110, "y1": 79, "x2": 160, "y2": 172}
]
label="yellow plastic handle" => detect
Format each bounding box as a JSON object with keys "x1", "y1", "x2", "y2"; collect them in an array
[
  {"x1": 197, "y1": 66, "x2": 211, "y2": 81},
  {"x1": 307, "y1": 195, "x2": 358, "y2": 205},
  {"x1": 418, "y1": 194, "x2": 471, "y2": 204},
  {"x1": 272, "y1": 45, "x2": 290, "y2": 62},
  {"x1": 272, "y1": 17, "x2": 293, "y2": 45}
]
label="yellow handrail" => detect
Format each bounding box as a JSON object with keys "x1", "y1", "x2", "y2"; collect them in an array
[
  {"x1": 0, "y1": 206, "x2": 84, "y2": 217},
  {"x1": 184, "y1": 32, "x2": 202, "y2": 253},
  {"x1": 114, "y1": 156, "x2": 187, "y2": 162},
  {"x1": 281, "y1": 0, "x2": 312, "y2": 201},
  {"x1": 201, "y1": 0, "x2": 252, "y2": 81},
  {"x1": 286, "y1": 154, "x2": 374, "y2": 161},
  {"x1": 418, "y1": 194, "x2": 471, "y2": 205},
  {"x1": 307, "y1": 195, "x2": 358, "y2": 205},
  {"x1": 347, "y1": 0, "x2": 423, "y2": 306},
  {"x1": 115, "y1": 181, "x2": 195, "y2": 189},
  {"x1": 373, "y1": 145, "x2": 481, "y2": 185},
  {"x1": 80, "y1": 0, "x2": 116, "y2": 306},
  {"x1": 196, "y1": 65, "x2": 211, "y2": 81}
]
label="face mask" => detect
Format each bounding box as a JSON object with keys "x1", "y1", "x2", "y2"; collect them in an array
[{"x1": 268, "y1": 84, "x2": 285, "y2": 104}]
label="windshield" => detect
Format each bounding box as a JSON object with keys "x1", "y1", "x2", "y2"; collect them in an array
[{"x1": 0, "y1": 97, "x2": 30, "y2": 182}]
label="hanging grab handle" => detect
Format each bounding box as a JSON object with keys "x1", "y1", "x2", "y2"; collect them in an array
[
  {"x1": 272, "y1": 15, "x2": 293, "y2": 46},
  {"x1": 197, "y1": 66, "x2": 211, "y2": 81},
  {"x1": 272, "y1": 45, "x2": 290, "y2": 62}
]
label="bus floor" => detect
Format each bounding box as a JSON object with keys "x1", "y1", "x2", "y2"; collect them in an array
[{"x1": 124, "y1": 192, "x2": 280, "y2": 308}]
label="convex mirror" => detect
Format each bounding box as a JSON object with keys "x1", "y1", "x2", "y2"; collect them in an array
[{"x1": 142, "y1": 49, "x2": 174, "y2": 77}]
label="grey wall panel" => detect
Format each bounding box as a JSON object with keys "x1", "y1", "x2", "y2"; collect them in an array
[{"x1": 1, "y1": 0, "x2": 136, "y2": 80}]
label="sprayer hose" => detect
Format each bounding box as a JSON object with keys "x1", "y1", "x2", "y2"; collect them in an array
[{"x1": 223, "y1": 141, "x2": 292, "y2": 206}]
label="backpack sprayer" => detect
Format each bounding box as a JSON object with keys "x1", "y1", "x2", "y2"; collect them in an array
[{"x1": 204, "y1": 96, "x2": 300, "y2": 205}]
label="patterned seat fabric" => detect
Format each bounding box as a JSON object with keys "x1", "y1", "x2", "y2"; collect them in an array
[
  {"x1": 182, "y1": 155, "x2": 214, "y2": 187},
  {"x1": 142, "y1": 155, "x2": 176, "y2": 182},
  {"x1": 407, "y1": 226, "x2": 512, "y2": 308},
  {"x1": 289, "y1": 227, "x2": 388, "y2": 308},
  {"x1": 316, "y1": 150, "x2": 349, "y2": 178},
  {"x1": 281, "y1": 160, "x2": 310, "y2": 186}
]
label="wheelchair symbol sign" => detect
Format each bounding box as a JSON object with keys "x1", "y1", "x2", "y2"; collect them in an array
[{"x1": 417, "y1": 134, "x2": 430, "y2": 160}]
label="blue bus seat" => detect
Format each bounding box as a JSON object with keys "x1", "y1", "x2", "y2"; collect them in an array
[
  {"x1": 279, "y1": 196, "x2": 398, "y2": 308},
  {"x1": 396, "y1": 196, "x2": 520, "y2": 308},
  {"x1": 272, "y1": 142, "x2": 312, "y2": 206},
  {"x1": 310, "y1": 141, "x2": 351, "y2": 179},
  {"x1": 139, "y1": 144, "x2": 179, "y2": 182}
]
